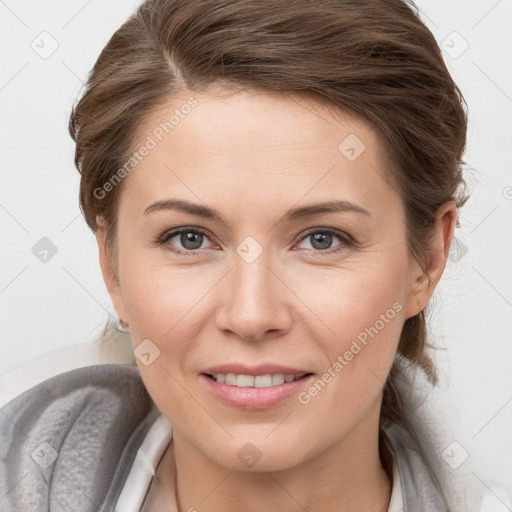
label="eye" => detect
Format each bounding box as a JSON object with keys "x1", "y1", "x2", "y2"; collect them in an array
[
  {"x1": 157, "y1": 227, "x2": 215, "y2": 254},
  {"x1": 294, "y1": 228, "x2": 355, "y2": 255},
  {"x1": 155, "y1": 226, "x2": 356, "y2": 256}
]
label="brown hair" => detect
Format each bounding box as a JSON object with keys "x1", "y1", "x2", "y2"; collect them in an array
[{"x1": 69, "y1": 0, "x2": 468, "y2": 462}]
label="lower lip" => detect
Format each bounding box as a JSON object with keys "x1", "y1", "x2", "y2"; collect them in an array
[{"x1": 200, "y1": 374, "x2": 315, "y2": 410}]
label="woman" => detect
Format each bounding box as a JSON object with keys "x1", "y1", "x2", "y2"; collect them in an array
[{"x1": 0, "y1": 0, "x2": 509, "y2": 511}]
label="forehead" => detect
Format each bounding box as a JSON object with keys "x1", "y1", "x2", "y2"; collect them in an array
[
  {"x1": 120, "y1": 88, "x2": 400, "y2": 219},
  {"x1": 137, "y1": 88, "x2": 375, "y2": 156}
]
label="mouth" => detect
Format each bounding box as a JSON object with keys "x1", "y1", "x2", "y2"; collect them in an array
[
  {"x1": 199, "y1": 366, "x2": 315, "y2": 409},
  {"x1": 203, "y1": 372, "x2": 313, "y2": 388}
]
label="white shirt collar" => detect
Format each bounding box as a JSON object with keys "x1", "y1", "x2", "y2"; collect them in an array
[{"x1": 115, "y1": 413, "x2": 404, "y2": 512}]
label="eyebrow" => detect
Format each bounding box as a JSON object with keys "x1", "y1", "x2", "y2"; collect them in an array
[{"x1": 143, "y1": 198, "x2": 371, "y2": 224}]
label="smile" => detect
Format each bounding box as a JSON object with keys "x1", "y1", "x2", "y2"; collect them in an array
[{"x1": 206, "y1": 373, "x2": 310, "y2": 388}]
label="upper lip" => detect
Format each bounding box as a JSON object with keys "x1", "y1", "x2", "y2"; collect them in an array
[{"x1": 201, "y1": 363, "x2": 313, "y2": 376}]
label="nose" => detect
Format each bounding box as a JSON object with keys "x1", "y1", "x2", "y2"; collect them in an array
[{"x1": 216, "y1": 246, "x2": 293, "y2": 342}]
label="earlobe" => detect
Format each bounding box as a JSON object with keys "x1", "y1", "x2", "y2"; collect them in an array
[
  {"x1": 95, "y1": 215, "x2": 128, "y2": 324},
  {"x1": 404, "y1": 200, "x2": 457, "y2": 319}
]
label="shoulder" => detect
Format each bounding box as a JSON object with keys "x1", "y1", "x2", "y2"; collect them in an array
[
  {"x1": 383, "y1": 420, "x2": 512, "y2": 512},
  {"x1": 384, "y1": 358, "x2": 512, "y2": 512},
  {"x1": 382, "y1": 421, "x2": 450, "y2": 511},
  {"x1": 0, "y1": 364, "x2": 159, "y2": 512}
]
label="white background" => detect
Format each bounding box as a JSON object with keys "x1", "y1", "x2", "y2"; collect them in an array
[{"x1": 1, "y1": 0, "x2": 511, "y2": 498}]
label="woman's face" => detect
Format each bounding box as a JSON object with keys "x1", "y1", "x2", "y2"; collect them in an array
[{"x1": 98, "y1": 88, "x2": 446, "y2": 471}]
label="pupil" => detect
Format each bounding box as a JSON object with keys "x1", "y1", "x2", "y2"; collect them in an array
[
  {"x1": 182, "y1": 231, "x2": 203, "y2": 250},
  {"x1": 312, "y1": 232, "x2": 332, "y2": 250}
]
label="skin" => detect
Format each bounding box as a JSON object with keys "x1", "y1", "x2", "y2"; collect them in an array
[{"x1": 95, "y1": 87, "x2": 456, "y2": 512}]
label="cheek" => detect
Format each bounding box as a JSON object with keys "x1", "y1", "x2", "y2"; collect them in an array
[
  {"x1": 119, "y1": 254, "x2": 211, "y2": 343},
  {"x1": 289, "y1": 253, "x2": 408, "y2": 418},
  {"x1": 293, "y1": 253, "x2": 408, "y2": 354},
  {"x1": 119, "y1": 263, "x2": 213, "y2": 427}
]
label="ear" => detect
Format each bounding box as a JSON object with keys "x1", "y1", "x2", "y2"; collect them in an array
[
  {"x1": 403, "y1": 200, "x2": 457, "y2": 319},
  {"x1": 95, "y1": 215, "x2": 128, "y2": 324}
]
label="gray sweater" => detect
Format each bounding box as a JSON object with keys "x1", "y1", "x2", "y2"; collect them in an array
[{"x1": 0, "y1": 363, "x2": 497, "y2": 511}]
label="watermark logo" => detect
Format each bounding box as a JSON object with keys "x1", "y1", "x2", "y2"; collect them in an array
[
  {"x1": 448, "y1": 236, "x2": 468, "y2": 263},
  {"x1": 134, "y1": 338, "x2": 161, "y2": 366},
  {"x1": 441, "y1": 441, "x2": 469, "y2": 469},
  {"x1": 32, "y1": 237, "x2": 58, "y2": 263},
  {"x1": 237, "y1": 442, "x2": 263, "y2": 468},
  {"x1": 338, "y1": 134, "x2": 366, "y2": 161},
  {"x1": 236, "y1": 236, "x2": 264, "y2": 264},
  {"x1": 31, "y1": 441, "x2": 58, "y2": 469},
  {"x1": 31, "y1": 31, "x2": 59, "y2": 59},
  {"x1": 441, "y1": 31, "x2": 469, "y2": 60}
]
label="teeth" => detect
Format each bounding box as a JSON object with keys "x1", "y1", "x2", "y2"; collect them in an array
[
  {"x1": 225, "y1": 373, "x2": 237, "y2": 385},
  {"x1": 271, "y1": 374, "x2": 285, "y2": 386},
  {"x1": 237, "y1": 374, "x2": 254, "y2": 387},
  {"x1": 212, "y1": 373, "x2": 304, "y2": 387}
]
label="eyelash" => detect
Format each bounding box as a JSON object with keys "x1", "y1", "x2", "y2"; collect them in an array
[{"x1": 155, "y1": 226, "x2": 357, "y2": 257}]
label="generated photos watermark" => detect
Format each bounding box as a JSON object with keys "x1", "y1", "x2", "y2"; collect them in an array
[
  {"x1": 297, "y1": 301, "x2": 403, "y2": 405},
  {"x1": 93, "y1": 97, "x2": 198, "y2": 200}
]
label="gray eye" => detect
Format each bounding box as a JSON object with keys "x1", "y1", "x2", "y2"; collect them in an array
[
  {"x1": 298, "y1": 230, "x2": 345, "y2": 251},
  {"x1": 175, "y1": 231, "x2": 205, "y2": 250},
  {"x1": 308, "y1": 232, "x2": 334, "y2": 250}
]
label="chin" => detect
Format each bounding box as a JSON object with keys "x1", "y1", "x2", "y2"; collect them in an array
[{"x1": 204, "y1": 434, "x2": 311, "y2": 473}]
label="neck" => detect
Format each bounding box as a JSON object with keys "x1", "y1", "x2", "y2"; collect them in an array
[{"x1": 172, "y1": 401, "x2": 392, "y2": 512}]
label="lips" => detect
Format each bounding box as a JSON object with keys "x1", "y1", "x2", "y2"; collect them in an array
[{"x1": 200, "y1": 363, "x2": 315, "y2": 409}]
